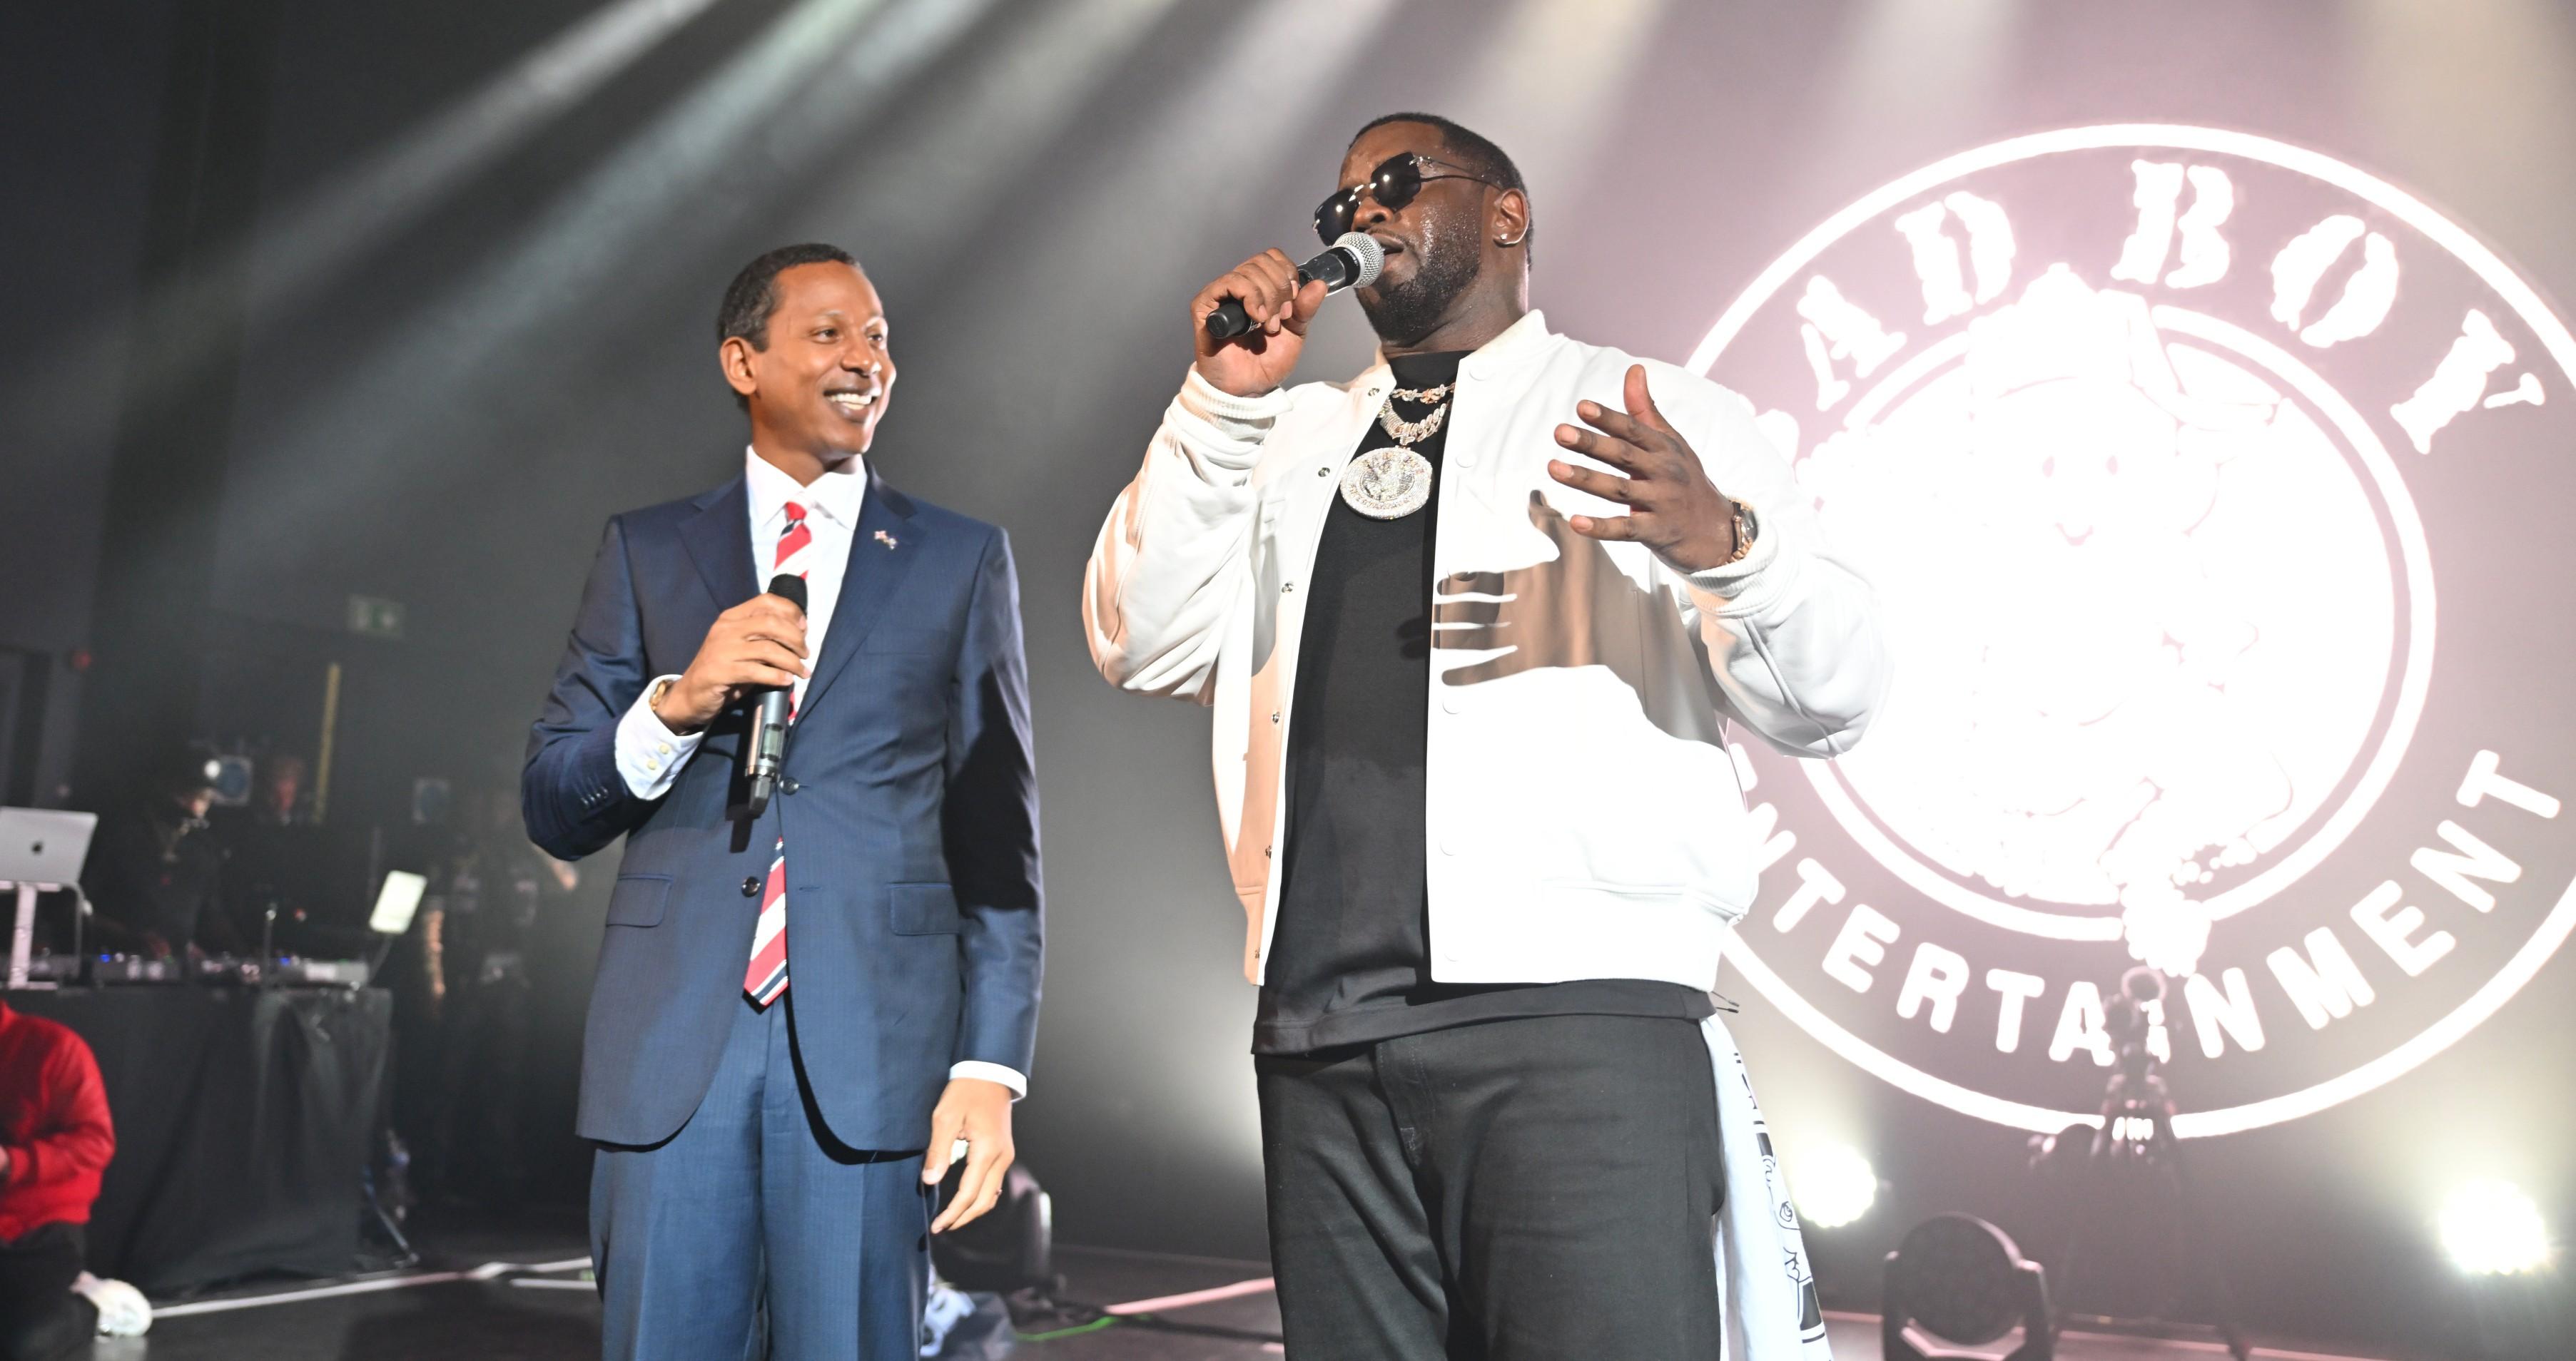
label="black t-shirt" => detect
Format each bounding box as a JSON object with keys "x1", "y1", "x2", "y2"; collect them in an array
[{"x1": 1252, "y1": 350, "x2": 1713, "y2": 1056}]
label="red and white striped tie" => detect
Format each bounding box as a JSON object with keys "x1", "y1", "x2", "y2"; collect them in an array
[{"x1": 744, "y1": 501, "x2": 812, "y2": 1007}]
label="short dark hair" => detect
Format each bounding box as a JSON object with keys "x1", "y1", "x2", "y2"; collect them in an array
[
  {"x1": 716, "y1": 243, "x2": 856, "y2": 409},
  {"x1": 1349, "y1": 112, "x2": 1532, "y2": 260}
]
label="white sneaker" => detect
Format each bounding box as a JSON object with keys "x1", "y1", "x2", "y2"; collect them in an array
[
  {"x1": 73, "y1": 1272, "x2": 152, "y2": 1337},
  {"x1": 921, "y1": 1278, "x2": 975, "y2": 1357}
]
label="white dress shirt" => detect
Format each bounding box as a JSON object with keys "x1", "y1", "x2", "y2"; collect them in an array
[{"x1": 614, "y1": 447, "x2": 1026, "y2": 1099}]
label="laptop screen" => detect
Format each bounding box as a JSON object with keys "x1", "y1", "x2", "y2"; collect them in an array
[{"x1": 367, "y1": 870, "x2": 428, "y2": 935}]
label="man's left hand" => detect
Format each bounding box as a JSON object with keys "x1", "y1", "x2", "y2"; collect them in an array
[
  {"x1": 923, "y1": 1078, "x2": 1015, "y2": 1233},
  {"x1": 1549, "y1": 364, "x2": 1741, "y2": 571}
]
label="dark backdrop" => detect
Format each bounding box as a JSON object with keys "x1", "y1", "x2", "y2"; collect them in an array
[{"x1": 6, "y1": 1, "x2": 2572, "y2": 1350}]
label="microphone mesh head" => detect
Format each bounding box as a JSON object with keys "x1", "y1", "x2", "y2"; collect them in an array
[
  {"x1": 1335, "y1": 232, "x2": 1384, "y2": 287},
  {"x1": 768, "y1": 573, "x2": 808, "y2": 611}
]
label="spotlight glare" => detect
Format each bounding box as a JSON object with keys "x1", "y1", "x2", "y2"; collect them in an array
[
  {"x1": 1791, "y1": 1142, "x2": 1878, "y2": 1229},
  {"x1": 2438, "y1": 1179, "x2": 2552, "y2": 1275}
]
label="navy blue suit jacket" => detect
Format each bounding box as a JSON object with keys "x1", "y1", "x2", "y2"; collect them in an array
[{"x1": 523, "y1": 467, "x2": 1042, "y2": 1151}]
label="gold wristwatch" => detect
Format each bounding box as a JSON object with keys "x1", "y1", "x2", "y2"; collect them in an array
[{"x1": 1722, "y1": 499, "x2": 1757, "y2": 565}]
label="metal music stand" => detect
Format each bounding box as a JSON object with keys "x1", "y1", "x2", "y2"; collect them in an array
[
  {"x1": 2033, "y1": 966, "x2": 2251, "y2": 1361},
  {"x1": 0, "y1": 808, "x2": 97, "y2": 989},
  {"x1": 357, "y1": 869, "x2": 429, "y2": 1269}
]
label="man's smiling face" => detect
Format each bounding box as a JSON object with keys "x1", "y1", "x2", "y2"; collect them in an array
[{"x1": 736, "y1": 261, "x2": 896, "y2": 459}]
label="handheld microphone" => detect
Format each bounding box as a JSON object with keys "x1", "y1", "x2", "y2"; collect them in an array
[
  {"x1": 742, "y1": 573, "x2": 808, "y2": 817},
  {"x1": 1205, "y1": 233, "x2": 1384, "y2": 342}
]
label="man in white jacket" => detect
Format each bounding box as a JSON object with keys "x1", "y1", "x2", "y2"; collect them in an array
[{"x1": 1084, "y1": 113, "x2": 1890, "y2": 1359}]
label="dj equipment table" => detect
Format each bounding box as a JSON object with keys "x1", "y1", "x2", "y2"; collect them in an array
[{"x1": 8, "y1": 986, "x2": 392, "y2": 1295}]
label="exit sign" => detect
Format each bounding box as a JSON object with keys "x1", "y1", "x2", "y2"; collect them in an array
[{"x1": 347, "y1": 595, "x2": 405, "y2": 640}]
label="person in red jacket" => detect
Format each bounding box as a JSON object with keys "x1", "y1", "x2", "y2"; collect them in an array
[{"x1": 0, "y1": 1001, "x2": 116, "y2": 1360}]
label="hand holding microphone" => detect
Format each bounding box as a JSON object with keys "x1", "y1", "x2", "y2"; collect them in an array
[
  {"x1": 1190, "y1": 233, "x2": 1383, "y2": 398},
  {"x1": 651, "y1": 579, "x2": 810, "y2": 737}
]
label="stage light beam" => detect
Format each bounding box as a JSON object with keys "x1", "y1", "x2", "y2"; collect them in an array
[
  {"x1": 1440, "y1": 0, "x2": 1670, "y2": 212},
  {"x1": 0, "y1": 0, "x2": 723, "y2": 449},
  {"x1": 2438, "y1": 1180, "x2": 2552, "y2": 1275},
  {"x1": 1789, "y1": 1141, "x2": 1879, "y2": 1229},
  {"x1": 217, "y1": 0, "x2": 994, "y2": 578}
]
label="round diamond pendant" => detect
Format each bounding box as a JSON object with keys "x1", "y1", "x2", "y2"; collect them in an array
[{"x1": 1338, "y1": 447, "x2": 1435, "y2": 519}]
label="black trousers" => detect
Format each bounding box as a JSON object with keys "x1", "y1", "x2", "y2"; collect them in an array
[
  {"x1": 1256, "y1": 1014, "x2": 1723, "y2": 1361},
  {"x1": 0, "y1": 1225, "x2": 94, "y2": 1361}
]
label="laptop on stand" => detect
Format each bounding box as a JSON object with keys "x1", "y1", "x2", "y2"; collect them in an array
[{"x1": 0, "y1": 808, "x2": 98, "y2": 989}]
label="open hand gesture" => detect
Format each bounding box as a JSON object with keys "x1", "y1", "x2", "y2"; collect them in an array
[{"x1": 1547, "y1": 365, "x2": 1743, "y2": 572}]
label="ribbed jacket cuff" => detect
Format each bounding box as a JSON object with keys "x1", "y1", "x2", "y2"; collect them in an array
[{"x1": 1177, "y1": 367, "x2": 1294, "y2": 427}]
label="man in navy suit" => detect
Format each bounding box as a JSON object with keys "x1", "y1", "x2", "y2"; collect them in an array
[{"x1": 523, "y1": 243, "x2": 1042, "y2": 1360}]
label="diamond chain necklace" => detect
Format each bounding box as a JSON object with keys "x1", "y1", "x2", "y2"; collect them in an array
[{"x1": 1376, "y1": 382, "x2": 1453, "y2": 446}]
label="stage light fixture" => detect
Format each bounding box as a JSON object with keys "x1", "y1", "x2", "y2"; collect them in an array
[
  {"x1": 1791, "y1": 1141, "x2": 1880, "y2": 1229},
  {"x1": 2438, "y1": 1179, "x2": 2552, "y2": 1275},
  {"x1": 1882, "y1": 1214, "x2": 2052, "y2": 1361},
  {"x1": 931, "y1": 1164, "x2": 1055, "y2": 1295}
]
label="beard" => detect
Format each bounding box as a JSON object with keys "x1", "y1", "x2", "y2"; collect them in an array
[{"x1": 1358, "y1": 215, "x2": 1481, "y2": 346}]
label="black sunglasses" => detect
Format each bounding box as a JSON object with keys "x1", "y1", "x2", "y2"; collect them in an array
[{"x1": 1314, "y1": 153, "x2": 1501, "y2": 245}]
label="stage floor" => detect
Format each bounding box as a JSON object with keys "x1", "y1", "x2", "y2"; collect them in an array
[{"x1": 114, "y1": 1212, "x2": 2394, "y2": 1361}]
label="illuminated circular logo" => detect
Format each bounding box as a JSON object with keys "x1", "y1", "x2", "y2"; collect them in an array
[{"x1": 1694, "y1": 126, "x2": 2576, "y2": 1137}]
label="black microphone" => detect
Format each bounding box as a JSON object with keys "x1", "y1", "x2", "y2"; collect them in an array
[
  {"x1": 1205, "y1": 232, "x2": 1384, "y2": 342},
  {"x1": 742, "y1": 573, "x2": 808, "y2": 817}
]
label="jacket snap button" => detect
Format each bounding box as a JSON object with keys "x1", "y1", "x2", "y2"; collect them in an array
[
  {"x1": 741, "y1": 876, "x2": 760, "y2": 897},
  {"x1": 1282, "y1": 582, "x2": 1295, "y2": 593},
  {"x1": 1317, "y1": 467, "x2": 1329, "y2": 477},
  {"x1": 1270, "y1": 711, "x2": 1282, "y2": 724},
  {"x1": 1263, "y1": 845, "x2": 1274, "y2": 859},
  {"x1": 781, "y1": 778, "x2": 800, "y2": 795}
]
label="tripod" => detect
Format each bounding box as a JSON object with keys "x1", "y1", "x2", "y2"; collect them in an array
[{"x1": 2037, "y1": 967, "x2": 2250, "y2": 1361}]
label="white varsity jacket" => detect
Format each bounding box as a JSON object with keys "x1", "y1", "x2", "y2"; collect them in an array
[{"x1": 1084, "y1": 310, "x2": 1891, "y2": 988}]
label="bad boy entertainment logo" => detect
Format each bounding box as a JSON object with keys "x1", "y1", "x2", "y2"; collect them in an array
[{"x1": 1694, "y1": 126, "x2": 2576, "y2": 1136}]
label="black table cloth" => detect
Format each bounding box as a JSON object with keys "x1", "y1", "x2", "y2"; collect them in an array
[{"x1": 9, "y1": 986, "x2": 391, "y2": 1295}]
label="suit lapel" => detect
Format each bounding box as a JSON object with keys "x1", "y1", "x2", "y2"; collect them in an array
[
  {"x1": 796, "y1": 464, "x2": 925, "y2": 720},
  {"x1": 679, "y1": 474, "x2": 759, "y2": 613}
]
